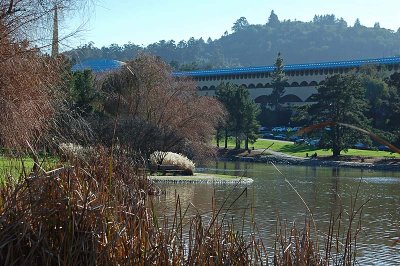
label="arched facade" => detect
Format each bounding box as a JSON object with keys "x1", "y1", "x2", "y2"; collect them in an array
[{"x1": 172, "y1": 56, "x2": 400, "y2": 104}]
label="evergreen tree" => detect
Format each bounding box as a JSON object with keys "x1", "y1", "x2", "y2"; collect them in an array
[
  {"x1": 216, "y1": 83, "x2": 259, "y2": 149},
  {"x1": 268, "y1": 10, "x2": 279, "y2": 26},
  {"x1": 243, "y1": 100, "x2": 260, "y2": 149},
  {"x1": 353, "y1": 18, "x2": 362, "y2": 28},
  {"x1": 386, "y1": 73, "x2": 400, "y2": 130},
  {"x1": 269, "y1": 52, "x2": 287, "y2": 110},
  {"x1": 70, "y1": 69, "x2": 96, "y2": 116},
  {"x1": 309, "y1": 74, "x2": 369, "y2": 156},
  {"x1": 232, "y1": 17, "x2": 249, "y2": 32}
]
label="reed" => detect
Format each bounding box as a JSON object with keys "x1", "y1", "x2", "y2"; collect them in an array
[{"x1": 0, "y1": 148, "x2": 365, "y2": 265}]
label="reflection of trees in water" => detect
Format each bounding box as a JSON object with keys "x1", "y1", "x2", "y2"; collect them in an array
[{"x1": 330, "y1": 168, "x2": 340, "y2": 207}]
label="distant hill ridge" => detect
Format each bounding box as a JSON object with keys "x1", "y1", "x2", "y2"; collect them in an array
[{"x1": 66, "y1": 13, "x2": 400, "y2": 70}]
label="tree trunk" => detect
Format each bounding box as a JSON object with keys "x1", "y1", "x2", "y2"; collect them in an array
[
  {"x1": 224, "y1": 128, "x2": 228, "y2": 149},
  {"x1": 332, "y1": 147, "x2": 341, "y2": 157},
  {"x1": 235, "y1": 135, "x2": 240, "y2": 149},
  {"x1": 332, "y1": 125, "x2": 341, "y2": 157},
  {"x1": 216, "y1": 128, "x2": 220, "y2": 148},
  {"x1": 244, "y1": 136, "x2": 249, "y2": 150}
]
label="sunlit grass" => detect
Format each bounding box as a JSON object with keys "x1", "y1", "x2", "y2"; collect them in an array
[
  {"x1": 0, "y1": 156, "x2": 58, "y2": 182},
  {"x1": 216, "y1": 138, "x2": 400, "y2": 158}
]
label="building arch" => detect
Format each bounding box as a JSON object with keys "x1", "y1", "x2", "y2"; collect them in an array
[
  {"x1": 256, "y1": 83, "x2": 264, "y2": 88},
  {"x1": 248, "y1": 83, "x2": 256, "y2": 88},
  {"x1": 202, "y1": 86, "x2": 208, "y2": 90},
  {"x1": 279, "y1": 94, "x2": 303, "y2": 103},
  {"x1": 209, "y1": 85, "x2": 216, "y2": 90},
  {"x1": 241, "y1": 84, "x2": 247, "y2": 88},
  {"x1": 300, "y1": 81, "x2": 309, "y2": 86},
  {"x1": 309, "y1": 81, "x2": 318, "y2": 86},
  {"x1": 319, "y1": 80, "x2": 325, "y2": 86},
  {"x1": 291, "y1": 82, "x2": 299, "y2": 87},
  {"x1": 254, "y1": 95, "x2": 270, "y2": 104}
]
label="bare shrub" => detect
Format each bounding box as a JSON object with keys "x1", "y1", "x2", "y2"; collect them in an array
[
  {"x1": 97, "y1": 54, "x2": 226, "y2": 160},
  {"x1": 0, "y1": 27, "x2": 60, "y2": 151}
]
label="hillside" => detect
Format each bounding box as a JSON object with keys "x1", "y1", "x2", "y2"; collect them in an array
[{"x1": 65, "y1": 13, "x2": 400, "y2": 70}]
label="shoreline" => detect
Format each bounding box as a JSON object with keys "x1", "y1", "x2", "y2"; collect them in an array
[
  {"x1": 217, "y1": 149, "x2": 400, "y2": 171},
  {"x1": 150, "y1": 173, "x2": 254, "y2": 184}
]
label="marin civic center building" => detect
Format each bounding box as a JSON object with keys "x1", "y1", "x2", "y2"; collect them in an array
[{"x1": 73, "y1": 56, "x2": 400, "y2": 104}]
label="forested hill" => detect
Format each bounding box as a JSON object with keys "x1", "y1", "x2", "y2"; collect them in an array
[{"x1": 66, "y1": 13, "x2": 400, "y2": 70}]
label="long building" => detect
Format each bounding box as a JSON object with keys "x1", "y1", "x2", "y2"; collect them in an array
[{"x1": 173, "y1": 57, "x2": 400, "y2": 104}]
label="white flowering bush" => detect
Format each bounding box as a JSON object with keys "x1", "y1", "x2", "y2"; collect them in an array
[{"x1": 150, "y1": 151, "x2": 195, "y2": 175}]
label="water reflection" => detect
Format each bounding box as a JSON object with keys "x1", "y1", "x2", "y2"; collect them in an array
[{"x1": 154, "y1": 161, "x2": 400, "y2": 265}]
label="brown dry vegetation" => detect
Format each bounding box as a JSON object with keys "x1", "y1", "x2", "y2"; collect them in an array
[
  {"x1": 0, "y1": 29, "x2": 61, "y2": 151},
  {"x1": 0, "y1": 149, "x2": 267, "y2": 265},
  {"x1": 0, "y1": 149, "x2": 365, "y2": 265},
  {"x1": 0, "y1": 2, "x2": 367, "y2": 264},
  {"x1": 97, "y1": 54, "x2": 226, "y2": 160},
  {"x1": 0, "y1": 1, "x2": 94, "y2": 153}
]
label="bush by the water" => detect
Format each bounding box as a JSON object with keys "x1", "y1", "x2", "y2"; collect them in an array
[{"x1": 150, "y1": 151, "x2": 195, "y2": 175}]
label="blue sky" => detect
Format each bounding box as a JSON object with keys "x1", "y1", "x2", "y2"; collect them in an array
[{"x1": 64, "y1": 0, "x2": 400, "y2": 49}]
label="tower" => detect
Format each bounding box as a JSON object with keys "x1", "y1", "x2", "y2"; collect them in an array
[{"x1": 51, "y1": 5, "x2": 59, "y2": 58}]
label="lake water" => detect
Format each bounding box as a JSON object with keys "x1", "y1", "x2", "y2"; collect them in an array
[{"x1": 153, "y1": 161, "x2": 400, "y2": 265}]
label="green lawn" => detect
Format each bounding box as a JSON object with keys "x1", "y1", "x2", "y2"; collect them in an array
[
  {"x1": 218, "y1": 138, "x2": 400, "y2": 158},
  {"x1": 0, "y1": 156, "x2": 57, "y2": 181}
]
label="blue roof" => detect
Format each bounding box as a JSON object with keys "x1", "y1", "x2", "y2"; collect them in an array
[
  {"x1": 72, "y1": 59, "x2": 125, "y2": 72},
  {"x1": 172, "y1": 56, "x2": 400, "y2": 77}
]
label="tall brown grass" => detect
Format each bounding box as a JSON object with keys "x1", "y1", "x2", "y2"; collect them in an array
[{"x1": 0, "y1": 148, "x2": 365, "y2": 265}]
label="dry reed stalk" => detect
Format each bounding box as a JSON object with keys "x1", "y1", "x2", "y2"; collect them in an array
[{"x1": 0, "y1": 148, "x2": 269, "y2": 265}]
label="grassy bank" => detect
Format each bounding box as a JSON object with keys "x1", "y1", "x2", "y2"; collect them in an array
[
  {"x1": 0, "y1": 156, "x2": 57, "y2": 181},
  {"x1": 218, "y1": 138, "x2": 400, "y2": 158}
]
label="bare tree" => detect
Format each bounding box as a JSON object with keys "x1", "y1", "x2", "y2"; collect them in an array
[
  {"x1": 0, "y1": 0, "x2": 93, "y2": 153},
  {"x1": 1, "y1": 0, "x2": 92, "y2": 58},
  {"x1": 97, "y1": 54, "x2": 226, "y2": 160}
]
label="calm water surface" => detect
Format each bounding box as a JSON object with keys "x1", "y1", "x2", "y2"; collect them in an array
[{"x1": 153, "y1": 161, "x2": 400, "y2": 265}]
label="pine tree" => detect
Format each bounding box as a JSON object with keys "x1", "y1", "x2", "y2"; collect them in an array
[
  {"x1": 268, "y1": 10, "x2": 280, "y2": 26},
  {"x1": 216, "y1": 83, "x2": 259, "y2": 149},
  {"x1": 309, "y1": 74, "x2": 369, "y2": 156},
  {"x1": 269, "y1": 52, "x2": 287, "y2": 110}
]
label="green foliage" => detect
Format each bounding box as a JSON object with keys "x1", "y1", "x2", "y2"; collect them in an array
[
  {"x1": 269, "y1": 53, "x2": 287, "y2": 110},
  {"x1": 215, "y1": 83, "x2": 259, "y2": 149},
  {"x1": 267, "y1": 10, "x2": 279, "y2": 26},
  {"x1": 69, "y1": 69, "x2": 97, "y2": 115},
  {"x1": 231, "y1": 17, "x2": 249, "y2": 32},
  {"x1": 66, "y1": 13, "x2": 400, "y2": 69},
  {"x1": 386, "y1": 73, "x2": 400, "y2": 130},
  {"x1": 310, "y1": 74, "x2": 369, "y2": 156},
  {"x1": 361, "y1": 74, "x2": 390, "y2": 128}
]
